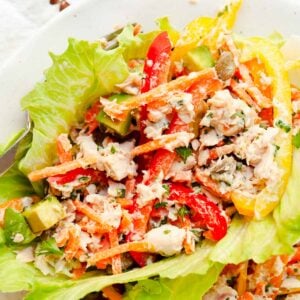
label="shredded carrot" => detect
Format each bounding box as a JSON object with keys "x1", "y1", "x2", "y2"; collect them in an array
[
  {"x1": 116, "y1": 198, "x2": 133, "y2": 208},
  {"x1": 56, "y1": 137, "x2": 72, "y2": 164},
  {"x1": 238, "y1": 64, "x2": 272, "y2": 109},
  {"x1": 65, "y1": 226, "x2": 80, "y2": 261},
  {"x1": 118, "y1": 211, "x2": 132, "y2": 233},
  {"x1": 236, "y1": 262, "x2": 248, "y2": 296},
  {"x1": 132, "y1": 201, "x2": 153, "y2": 236},
  {"x1": 28, "y1": 157, "x2": 97, "y2": 182},
  {"x1": 108, "y1": 229, "x2": 122, "y2": 275},
  {"x1": 72, "y1": 263, "x2": 86, "y2": 279},
  {"x1": 238, "y1": 292, "x2": 254, "y2": 300},
  {"x1": 74, "y1": 200, "x2": 111, "y2": 233},
  {"x1": 88, "y1": 241, "x2": 151, "y2": 266},
  {"x1": 95, "y1": 235, "x2": 111, "y2": 269},
  {"x1": 291, "y1": 87, "x2": 300, "y2": 101},
  {"x1": 244, "y1": 58, "x2": 272, "y2": 99},
  {"x1": 230, "y1": 79, "x2": 260, "y2": 111},
  {"x1": 0, "y1": 198, "x2": 23, "y2": 211},
  {"x1": 103, "y1": 68, "x2": 217, "y2": 120},
  {"x1": 131, "y1": 132, "x2": 193, "y2": 157},
  {"x1": 102, "y1": 286, "x2": 123, "y2": 300},
  {"x1": 179, "y1": 217, "x2": 194, "y2": 254}
]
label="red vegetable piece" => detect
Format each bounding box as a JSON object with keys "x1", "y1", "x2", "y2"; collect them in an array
[
  {"x1": 48, "y1": 168, "x2": 105, "y2": 185},
  {"x1": 168, "y1": 183, "x2": 228, "y2": 241},
  {"x1": 139, "y1": 31, "x2": 172, "y2": 145},
  {"x1": 85, "y1": 101, "x2": 102, "y2": 134},
  {"x1": 141, "y1": 31, "x2": 172, "y2": 93},
  {"x1": 259, "y1": 107, "x2": 273, "y2": 127}
]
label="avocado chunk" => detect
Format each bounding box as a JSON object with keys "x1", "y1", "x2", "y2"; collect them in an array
[
  {"x1": 183, "y1": 45, "x2": 215, "y2": 71},
  {"x1": 97, "y1": 94, "x2": 132, "y2": 136},
  {"x1": 23, "y1": 196, "x2": 65, "y2": 233}
]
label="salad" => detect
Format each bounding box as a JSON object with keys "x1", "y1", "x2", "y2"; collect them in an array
[
  {"x1": 205, "y1": 244, "x2": 300, "y2": 299},
  {"x1": 0, "y1": 0, "x2": 300, "y2": 299}
]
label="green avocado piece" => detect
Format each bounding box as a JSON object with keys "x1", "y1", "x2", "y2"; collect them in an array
[
  {"x1": 23, "y1": 196, "x2": 65, "y2": 233},
  {"x1": 183, "y1": 45, "x2": 215, "y2": 71},
  {"x1": 97, "y1": 94, "x2": 132, "y2": 136}
]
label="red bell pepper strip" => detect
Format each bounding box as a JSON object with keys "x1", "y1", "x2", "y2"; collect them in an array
[
  {"x1": 147, "y1": 112, "x2": 188, "y2": 182},
  {"x1": 168, "y1": 183, "x2": 228, "y2": 241},
  {"x1": 47, "y1": 168, "x2": 106, "y2": 185},
  {"x1": 129, "y1": 33, "x2": 173, "y2": 266},
  {"x1": 259, "y1": 107, "x2": 273, "y2": 127},
  {"x1": 141, "y1": 31, "x2": 172, "y2": 93},
  {"x1": 139, "y1": 31, "x2": 172, "y2": 145}
]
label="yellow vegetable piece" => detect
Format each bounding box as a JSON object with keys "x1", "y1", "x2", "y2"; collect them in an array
[
  {"x1": 202, "y1": 0, "x2": 243, "y2": 55},
  {"x1": 232, "y1": 37, "x2": 292, "y2": 219},
  {"x1": 171, "y1": 0, "x2": 242, "y2": 63},
  {"x1": 171, "y1": 16, "x2": 215, "y2": 63},
  {"x1": 231, "y1": 191, "x2": 255, "y2": 217}
]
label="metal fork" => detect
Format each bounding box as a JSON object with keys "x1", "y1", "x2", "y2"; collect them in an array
[{"x1": 0, "y1": 25, "x2": 132, "y2": 175}]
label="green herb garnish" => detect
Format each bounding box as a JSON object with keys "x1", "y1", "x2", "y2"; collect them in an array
[
  {"x1": 175, "y1": 147, "x2": 192, "y2": 163},
  {"x1": 154, "y1": 201, "x2": 168, "y2": 209},
  {"x1": 275, "y1": 119, "x2": 291, "y2": 133},
  {"x1": 177, "y1": 206, "x2": 190, "y2": 218}
]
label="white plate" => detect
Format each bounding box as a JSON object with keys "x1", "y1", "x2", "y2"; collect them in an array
[{"x1": 0, "y1": 0, "x2": 300, "y2": 298}]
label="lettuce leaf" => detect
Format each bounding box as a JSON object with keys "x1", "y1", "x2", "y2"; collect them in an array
[
  {"x1": 4, "y1": 208, "x2": 36, "y2": 245},
  {"x1": 0, "y1": 246, "x2": 43, "y2": 292},
  {"x1": 124, "y1": 265, "x2": 223, "y2": 300},
  {"x1": 17, "y1": 244, "x2": 217, "y2": 299},
  {"x1": 19, "y1": 38, "x2": 129, "y2": 177},
  {"x1": 117, "y1": 25, "x2": 160, "y2": 61},
  {"x1": 211, "y1": 149, "x2": 300, "y2": 264},
  {"x1": 1, "y1": 19, "x2": 300, "y2": 299},
  {"x1": 156, "y1": 17, "x2": 180, "y2": 46}
]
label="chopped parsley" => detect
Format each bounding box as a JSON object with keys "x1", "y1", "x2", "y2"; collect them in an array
[
  {"x1": 275, "y1": 119, "x2": 291, "y2": 133},
  {"x1": 163, "y1": 230, "x2": 171, "y2": 234},
  {"x1": 230, "y1": 110, "x2": 245, "y2": 119},
  {"x1": 154, "y1": 201, "x2": 168, "y2": 209},
  {"x1": 116, "y1": 188, "x2": 126, "y2": 198},
  {"x1": 273, "y1": 144, "x2": 280, "y2": 157},
  {"x1": 177, "y1": 206, "x2": 190, "y2": 218},
  {"x1": 236, "y1": 162, "x2": 243, "y2": 171},
  {"x1": 36, "y1": 238, "x2": 63, "y2": 256},
  {"x1": 162, "y1": 184, "x2": 170, "y2": 195},
  {"x1": 190, "y1": 229, "x2": 201, "y2": 239},
  {"x1": 110, "y1": 146, "x2": 116, "y2": 154},
  {"x1": 175, "y1": 147, "x2": 192, "y2": 163},
  {"x1": 206, "y1": 112, "x2": 214, "y2": 118},
  {"x1": 293, "y1": 130, "x2": 300, "y2": 148}
]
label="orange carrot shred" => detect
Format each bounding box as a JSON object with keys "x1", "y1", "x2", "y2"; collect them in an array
[
  {"x1": 102, "y1": 286, "x2": 122, "y2": 300},
  {"x1": 74, "y1": 200, "x2": 112, "y2": 233},
  {"x1": 108, "y1": 229, "x2": 122, "y2": 275}
]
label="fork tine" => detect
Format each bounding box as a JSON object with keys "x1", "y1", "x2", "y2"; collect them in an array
[{"x1": 101, "y1": 23, "x2": 137, "y2": 50}]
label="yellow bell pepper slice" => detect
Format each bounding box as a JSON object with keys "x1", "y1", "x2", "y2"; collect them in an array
[
  {"x1": 201, "y1": 0, "x2": 242, "y2": 55},
  {"x1": 232, "y1": 37, "x2": 292, "y2": 219},
  {"x1": 171, "y1": 0, "x2": 242, "y2": 63}
]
